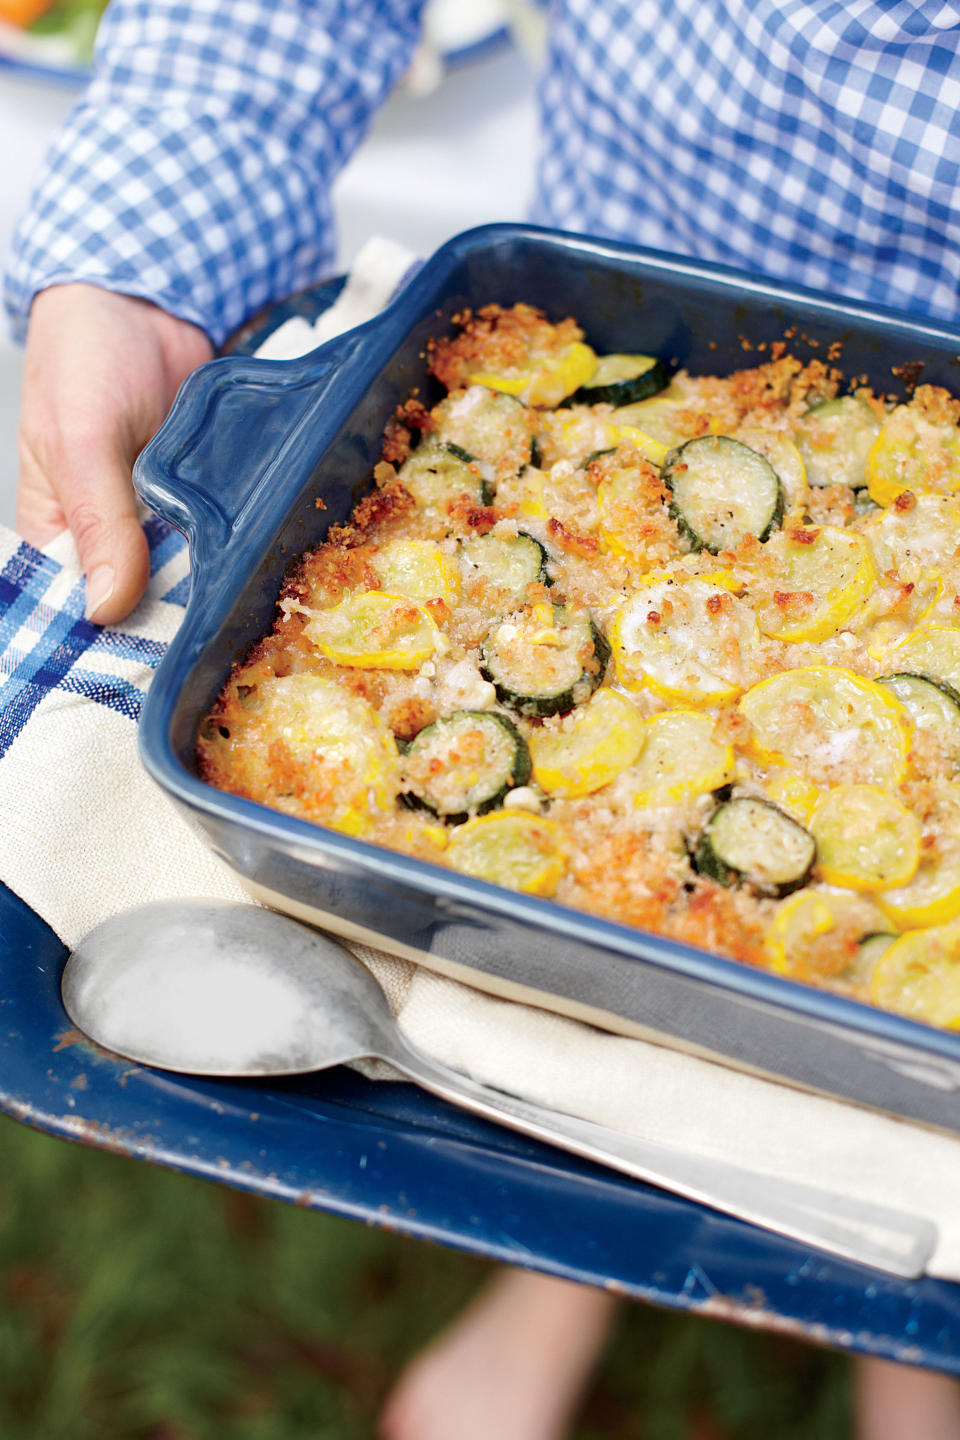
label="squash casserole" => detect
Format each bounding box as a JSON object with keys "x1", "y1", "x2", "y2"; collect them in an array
[{"x1": 198, "y1": 303, "x2": 960, "y2": 1032}]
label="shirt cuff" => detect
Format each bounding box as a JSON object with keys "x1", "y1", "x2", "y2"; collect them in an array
[{"x1": 4, "y1": 102, "x2": 336, "y2": 348}]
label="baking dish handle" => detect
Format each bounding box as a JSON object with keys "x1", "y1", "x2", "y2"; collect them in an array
[{"x1": 134, "y1": 332, "x2": 362, "y2": 568}]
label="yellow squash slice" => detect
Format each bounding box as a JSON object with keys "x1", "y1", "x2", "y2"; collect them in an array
[
  {"x1": 863, "y1": 493, "x2": 960, "y2": 573},
  {"x1": 596, "y1": 465, "x2": 661, "y2": 559},
  {"x1": 736, "y1": 428, "x2": 809, "y2": 512},
  {"x1": 760, "y1": 768, "x2": 822, "y2": 824},
  {"x1": 809, "y1": 784, "x2": 921, "y2": 892},
  {"x1": 630, "y1": 709, "x2": 735, "y2": 807},
  {"x1": 884, "y1": 623, "x2": 960, "y2": 694},
  {"x1": 537, "y1": 408, "x2": 620, "y2": 469},
  {"x1": 609, "y1": 389, "x2": 699, "y2": 451},
  {"x1": 879, "y1": 854, "x2": 960, "y2": 931},
  {"x1": 870, "y1": 923, "x2": 960, "y2": 1028},
  {"x1": 606, "y1": 425, "x2": 668, "y2": 466},
  {"x1": 539, "y1": 412, "x2": 668, "y2": 470},
  {"x1": 750, "y1": 526, "x2": 876, "y2": 643},
  {"x1": 445, "y1": 812, "x2": 567, "y2": 896},
  {"x1": 738, "y1": 666, "x2": 910, "y2": 787},
  {"x1": 470, "y1": 341, "x2": 597, "y2": 409},
  {"x1": 225, "y1": 674, "x2": 399, "y2": 837},
  {"x1": 858, "y1": 568, "x2": 943, "y2": 658},
  {"x1": 305, "y1": 591, "x2": 440, "y2": 670},
  {"x1": 610, "y1": 574, "x2": 760, "y2": 704},
  {"x1": 398, "y1": 817, "x2": 450, "y2": 859},
  {"x1": 764, "y1": 888, "x2": 888, "y2": 982},
  {"x1": 866, "y1": 404, "x2": 960, "y2": 507},
  {"x1": 531, "y1": 689, "x2": 646, "y2": 798},
  {"x1": 373, "y1": 539, "x2": 461, "y2": 607}
]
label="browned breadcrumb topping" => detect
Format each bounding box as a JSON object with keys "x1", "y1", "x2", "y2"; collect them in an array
[
  {"x1": 914, "y1": 383, "x2": 960, "y2": 427},
  {"x1": 381, "y1": 396, "x2": 434, "y2": 465},
  {"x1": 323, "y1": 480, "x2": 414, "y2": 553},
  {"x1": 198, "y1": 302, "x2": 960, "y2": 1031},
  {"x1": 803, "y1": 484, "x2": 855, "y2": 527},
  {"x1": 428, "y1": 303, "x2": 584, "y2": 390},
  {"x1": 893, "y1": 360, "x2": 925, "y2": 393},
  {"x1": 546, "y1": 515, "x2": 600, "y2": 557},
  {"x1": 568, "y1": 833, "x2": 768, "y2": 965}
]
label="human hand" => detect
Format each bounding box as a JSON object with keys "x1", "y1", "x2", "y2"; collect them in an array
[{"x1": 17, "y1": 283, "x2": 213, "y2": 624}]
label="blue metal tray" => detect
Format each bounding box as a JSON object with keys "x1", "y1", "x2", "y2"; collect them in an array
[
  {"x1": 2, "y1": 873, "x2": 960, "y2": 1371},
  {"x1": 135, "y1": 223, "x2": 960, "y2": 1134}
]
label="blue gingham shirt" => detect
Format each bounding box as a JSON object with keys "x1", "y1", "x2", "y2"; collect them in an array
[{"x1": 7, "y1": 0, "x2": 960, "y2": 345}]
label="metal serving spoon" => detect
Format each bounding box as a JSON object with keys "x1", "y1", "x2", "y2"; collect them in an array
[{"x1": 61, "y1": 900, "x2": 935, "y2": 1277}]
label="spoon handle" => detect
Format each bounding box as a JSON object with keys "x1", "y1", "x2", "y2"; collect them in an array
[{"x1": 386, "y1": 1042, "x2": 935, "y2": 1278}]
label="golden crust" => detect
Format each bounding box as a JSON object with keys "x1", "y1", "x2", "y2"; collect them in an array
[
  {"x1": 198, "y1": 304, "x2": 960, "y2": 1027},
  {"x1": 428, "y1": 303, "x2": 584, "y2": 391}
]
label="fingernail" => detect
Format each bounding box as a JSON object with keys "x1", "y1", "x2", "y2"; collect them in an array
[{"x1": 84, "y1": 564, "x2": 115, "y2": 621}]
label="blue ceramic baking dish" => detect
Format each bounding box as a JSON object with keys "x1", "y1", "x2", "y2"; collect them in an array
[{"x1": 135, "y1": 222, "x2": 960, "y2": 1133}]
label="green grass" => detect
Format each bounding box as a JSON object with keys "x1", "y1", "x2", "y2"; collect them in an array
[{"x1": 0, "y1": 1115, "x2": 851, "y2": 1439}]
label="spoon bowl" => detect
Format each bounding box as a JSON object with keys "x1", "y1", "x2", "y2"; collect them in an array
[
  {"x1": 63, "y1": 900, "x2": 396, "y2": 1076},
  {"x1": 60, "y1": 899, "x2": 937, "y2": 1277}
]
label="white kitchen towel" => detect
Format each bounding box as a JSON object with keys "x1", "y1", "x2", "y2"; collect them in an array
[
  {"x1": 252, "y1": 236, "x2": 421, "y2": 360},
  {"x1": 3, "y1": 247, "x2": 960, "y2": 1281}
]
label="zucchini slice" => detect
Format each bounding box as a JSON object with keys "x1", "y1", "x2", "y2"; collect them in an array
[
  {"x1": 459, "y1": 531, "x2": 551, "y2": 607},
  {"x1": 481, "y1": 604, "x2": 610, "y2": 717},
  {"x1": 401, "y1": 710, "x2": 531, "y2": 822},
  {"x1": 562, "y1": 354, "x2": 669, "y2": 409},
  {"x1": 878, "y1": 672, "x2": 960, "y2": 751},
  {"x1": 445, "y1": 442, "x2": 479, "y2": 465},
  {"x1": 583, "y1": 445, "x2": 616, "y2": 467},
  {"x1": 397, "y1": 441, "x2": 493, "y2": 516},
  {"x1": 852, "y1": 932, "x2": 897, "y2": 986},
  {"x1": 693, "y1": 797, "x2": 815, "y2": 897},
  {"x1": 662, "y1": 435, "x2": 783, "y2": 553},
  {"x1": 735, "y1": 428, "x2": 808, "y2": 513},
  {"x1": 794, "y1": 396, "x2": 880, "y2": 490},
  {"x1": 432, "y1": 386, "x2": 535, "y2": 478}
]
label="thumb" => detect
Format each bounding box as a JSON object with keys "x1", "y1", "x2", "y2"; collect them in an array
[
  {"x1": 17, "y1": 285, "x2": 211, "y2": 627},
  {"x1": 17, "y1": 424, "x2": 151, "y2": 626},
  {"x1": 61, "y1": 453, "x2": 150, "y2": 626}
]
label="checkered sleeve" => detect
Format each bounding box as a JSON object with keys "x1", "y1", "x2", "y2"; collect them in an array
[
  {"x1": 4, "y1": 0, "x2": 427, "y2": 346},
  {"x1": 529, "y1": 0, "x2": 960, "y2": 323}
]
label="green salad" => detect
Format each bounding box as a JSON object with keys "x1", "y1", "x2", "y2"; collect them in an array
[{"x1": 1, "y1": 0, "x2": 107, "y2": 70}]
